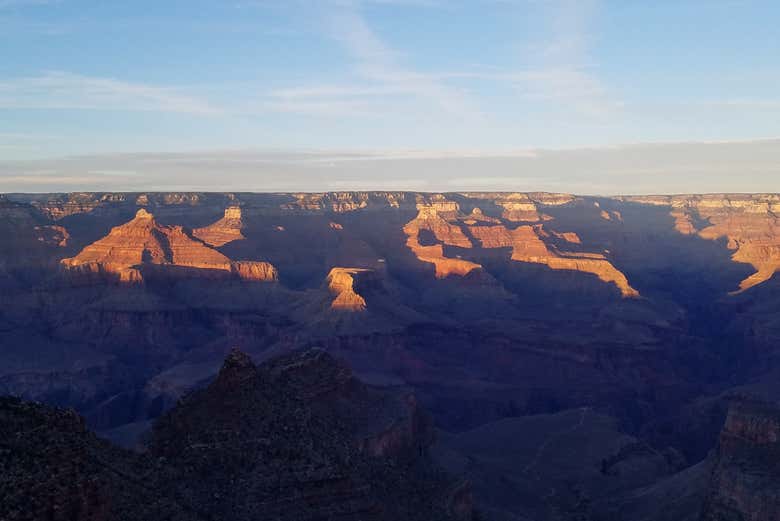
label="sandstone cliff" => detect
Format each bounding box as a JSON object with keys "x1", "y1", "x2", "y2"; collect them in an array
[
  {"x1": 61, "y1": 208, "x2": 277, "y2": 282},
  {"x1": 403, "y1": 203, "x2": 482, "y2": 278},
  {"x1": 326, "y1": 267, "x2": 371, "y2": 311},
  {"x1": 192, "y1": 205, "x2": 245, "y2": 246},
  {"x1": 403, "y1": 200, "x2": 638, "y2": 296}
]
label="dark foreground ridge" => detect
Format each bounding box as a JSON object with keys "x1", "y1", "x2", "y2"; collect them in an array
[{"x1": 0, "y1": 348, "x2": 472, "y2": 521}]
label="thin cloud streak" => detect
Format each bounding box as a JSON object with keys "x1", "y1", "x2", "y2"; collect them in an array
[{"x1": 0, "y1": 72, "x2": 222, "y2": 115}]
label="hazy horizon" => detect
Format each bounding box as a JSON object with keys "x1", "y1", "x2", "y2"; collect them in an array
[{"x1": 2, "y1": 138, "x2": 779, "y2": 194}]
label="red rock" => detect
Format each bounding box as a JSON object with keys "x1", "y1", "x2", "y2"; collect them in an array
[
  {"x1": 193, "y1": 206, "x2": 245, "y2": 247},
  {"x1": 61, "y1": 209, "x2": 277, "y2": 283}
]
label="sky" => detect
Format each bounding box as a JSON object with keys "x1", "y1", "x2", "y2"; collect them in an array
[{"x1": 1, "y1": 0, "x2": 779, "y2": 193}]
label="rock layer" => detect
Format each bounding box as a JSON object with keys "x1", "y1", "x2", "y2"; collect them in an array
[
  {"x1": 404, "y1": 201, "x2": 638, "y2": 296},
  {"x1": 61, "y1": 209, "x2": 277, "y2": 282},
  {"x1": 327, "y1": 267, "x2": 371, "y2": 311},
  {"x1": 192, "y1": 205, "x2": 245, "y2": 246}
]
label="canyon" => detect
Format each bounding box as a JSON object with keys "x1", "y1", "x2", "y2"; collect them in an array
[{"x1": 2, "y1": 190, "x2": 780, "y2": 520}]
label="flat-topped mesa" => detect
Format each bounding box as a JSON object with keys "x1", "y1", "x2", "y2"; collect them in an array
[
  {"x1": 61, "y1": 208, "x2": 278, "y2": 283},
  {"x1": 326, "y1": 267, "x2": 371, "y2": 312},
  {"x1": 193, "y1": 206, "x2": 246, "y2": 247}
]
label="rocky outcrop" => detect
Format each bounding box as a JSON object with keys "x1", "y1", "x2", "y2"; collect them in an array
[
  {"x1": 509, "y1": 225, "x2": 640, "y2": 298},
  {"x1": 192, "y1": 205, "x2": 245, "y2": 246},
  {"x1": 230, "y1": 260, "x2": 278, "y2": 281},
  {"x1": 403, "y1": 203, "x2": 482, "y2": 278},
  {"x1": 147, "y1": 348, "x2": 471, "y2": 521},
  {"x1": 405, "y1": 203, "x2": 637, "y2": 296},
  {"x1": 1, "y1": 349, "x2": 470, "y2": 521},
  {"x1": 700, "y1": 398, "x2": 780, "y2": 520},
  {"x1": 61, "y1": 209, "x2": 277, "y2": 283},
  {"x1": 34, "y1": 224, "x2": 69, "y2": 247},
  {"x1": 327, "y1": 267, "x2": 371, "y2": 311}
]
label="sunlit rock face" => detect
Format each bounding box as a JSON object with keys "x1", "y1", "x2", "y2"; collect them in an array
[
  {"x1": 508, "y1": 225, "x2": 639, "y2": 298},
  {"x1": 701, "y1": 399, "x2": 780, "y2": 520},
  {"x1": 620, "y1": 194, "x2": 780, "y2": 292},
  {"x1": 403, "y1": 203, "x2": 482, "y2": 279},
  {"x1": 326, "y1": 267, "x2": 371, "y2": 311},
  {"x1": 193, "y1": 206, "x2": 245, "y2": 247},
  {"x1": 61, "y1": 208, "x2": 277, "y2": 282},
  {"x1": 402, "y1": 198, "x2": 638, "y2": 296}
]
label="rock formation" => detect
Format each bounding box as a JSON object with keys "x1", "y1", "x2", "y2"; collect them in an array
[
  {"x1": 508, "y1": 225, "x2": 640, "y2": 298},
  {"x1": 192, "y1": 205, "x2": 245, "y2": 246},
  {"x1": 147, "y1": 348, "x2": 472, "y2": 521},
  {"x1": 621, "y1": 194, "x2": 780, "y2": 292},
  {"x1": 404, "y1": 201, "x2": 638, "y2": 296},
  {"x1": 61, "y1": 208, "x2": 277, "y2": 283},
  {"x1": 1, "y1": 349, "x2": 471, "y2": 521},
  {"x1": 700, "y1": 398, "x2": 780, "y2": 520},
  {"x1": 34, "y1": 224, "x2": 69, "y2": 247},
  {"x1": 403, "y1": 203, "x2": 482, "y2": 278},
  {"x1": 327, "y1": 267, "x2": 371, "y2": 311}
]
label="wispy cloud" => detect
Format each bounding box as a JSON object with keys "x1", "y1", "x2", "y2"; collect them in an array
[
  {"x1": 0, "y1": 72, "x2": 221, "y2": 115},
  {"x1": 327, "y1": 3, "x2": 481, "y2": 118},
  {"x1": 252, "y1": 0, "x2": 482, "y2": 120},
  {"x1": 509, "y1": 0, "x2": 622, "y2": 118}
]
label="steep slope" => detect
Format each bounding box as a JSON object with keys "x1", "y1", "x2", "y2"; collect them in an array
[
  {"x1": 1, "y1": 349, "x2": 472, "y2": 521},
  {"x1": 619, "y1": 194, "x2": 780, "y2": 293},
  {"x1": 434, "y1": 408, "x2": 685, "y2": 521},
  {"x1": 700, "y1": 398, "x2": 780, "y2": 520},
  {"x1": 0, "y1": 396, "x2": 199, "y2": 521},
  {"x1": 61, "y1": 208, "x2": 277, "y2": 282},
  {"x1": 148, "y1": 348, "x2": 472, "y2": 521}
]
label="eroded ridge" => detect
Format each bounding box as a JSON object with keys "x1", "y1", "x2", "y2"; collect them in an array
[
  {"x1": 61, "y1": 208, "x2": 277, "y2": 283},
  {"x1": 404, "y1": 198, "x2": 638, "y2": 296}
]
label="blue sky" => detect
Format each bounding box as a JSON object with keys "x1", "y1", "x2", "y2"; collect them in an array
[{"x1": 0, "y1": 1, "x2": 779, "y2": 193}]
